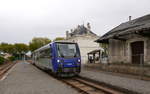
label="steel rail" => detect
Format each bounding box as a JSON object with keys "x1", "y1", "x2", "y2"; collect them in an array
[
  {"x1": 0, "y1": 63, "x2": 16, "y2": 79},
  {"x1": 61, "y1": 77, "x2": 124, "y2": 94}
]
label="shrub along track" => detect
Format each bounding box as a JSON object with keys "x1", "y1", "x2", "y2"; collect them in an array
[{"x1": 0, "y1": 62, "x2": 16, "y2": 80}]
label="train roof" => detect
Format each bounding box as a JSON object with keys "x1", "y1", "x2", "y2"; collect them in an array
[
  {"x1": 33, "y1": 44, "x2": 50, "y2": 53},
  {"x1": 54, "y1": 41, "x2": 76, "y2": 44},
  {"x1": 32, "y1": 41, "x2": 77, "y2": 53}
]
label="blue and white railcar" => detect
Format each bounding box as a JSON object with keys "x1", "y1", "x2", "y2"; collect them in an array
[{"x1": 32, "y1": 42, "x2": 81, "y2": 76}]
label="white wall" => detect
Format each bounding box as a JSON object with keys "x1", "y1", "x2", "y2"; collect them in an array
[{"x1": 66, "y1": 35, "x2": 100, "y2": 64}]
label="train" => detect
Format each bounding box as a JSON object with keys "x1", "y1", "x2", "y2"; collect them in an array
[{"x1": 32, "y1": 41, "x2": 81, "y2": 77}]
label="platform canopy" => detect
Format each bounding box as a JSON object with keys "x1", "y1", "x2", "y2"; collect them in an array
[{"x1": 87, "y1": 49, "x2": 102, "y2": 63}]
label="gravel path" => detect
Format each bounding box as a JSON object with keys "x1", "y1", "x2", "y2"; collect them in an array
[
  {"x1": 0, "y1": 62, "x2": 78, "y2": 94},
  {"x1": 80, "y1": 69, "x2": 150, "y2": 94}
]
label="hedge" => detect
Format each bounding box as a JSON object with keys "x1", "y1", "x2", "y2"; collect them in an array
[
  {"x1": 8, "y1": 56, "x2": 15, "y2": 61},
  {"x1": 0, "y1": 56, "x2": 5, "y2": 65}
]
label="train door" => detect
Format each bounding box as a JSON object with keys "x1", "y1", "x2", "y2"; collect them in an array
[{"x1": 49, "y1": 45, "x2": 53, "y2": 69}]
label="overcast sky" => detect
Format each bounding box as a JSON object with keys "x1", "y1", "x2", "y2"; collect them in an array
[{"x1": 0, "y1": 0, "x2": 150, "y2": 44}]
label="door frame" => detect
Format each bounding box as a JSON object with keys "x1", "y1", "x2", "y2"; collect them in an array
[
  {"x1": 127, "y1": 36, "x2": 147, "y2": 64},
  {"x1": 130, "y1": 41, "x2": 144, "y2": 64}
]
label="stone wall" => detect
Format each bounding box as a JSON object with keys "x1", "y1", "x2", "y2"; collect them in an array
[
  {"x1": 108, "y1": 34, "x2": 150, "y2": 64},
  {"x1": 108, "y1": 39, "x2": 126, "y2": 63},
  {"x1": 84, "y1": 63, "x2": 150, "y2": 77}
]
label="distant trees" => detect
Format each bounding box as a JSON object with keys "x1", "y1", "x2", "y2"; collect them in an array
[
  {"x1": 53, "y1": 37, "x2": 65, "y2": 41},
  {"x1": 14, "y1": 43, "x2": 29, "y2": 54},
  {"x1": 29, "y1": 37, "x2": 66, "y2": 51},
  {"x1": 0, "y1": 43, "x2": 29, "y2": 55},
  {"x1": 0, "y1": 43, "x2": 29, "y2": 61},
  {"x1": 29, "y1": 37, "x2": 51, "y2": 52},
  {"x1": 0, "y1": 43, "x2": 14, "y2": 54},
  {"x1": 0, "y1": 36, "x2": 64, "y2": 56}
]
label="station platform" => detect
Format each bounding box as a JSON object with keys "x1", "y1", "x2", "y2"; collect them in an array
[
  {"x1": 81, "y1": 67, "x2": 150, "y2": 94},
  {"x1": 0, "y1": 62, "x2": 78, "y2": 94}
]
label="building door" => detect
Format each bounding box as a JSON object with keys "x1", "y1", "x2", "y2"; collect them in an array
[{"x1": 131, "y1": 41, "x2": 144, "y2": 64}]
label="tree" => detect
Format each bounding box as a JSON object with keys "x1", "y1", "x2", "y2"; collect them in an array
[
  {"x1": 0, "y1": 43, "x2": 29, "y2": 60},
  {"x1": 0, "y1": 43, "x2": 15, "y2": 54},
  {"x1": 14, "y1": 43, "x2": 29, "y2": 54},
  {"x1": 0, "y1": 43, "x2": 29, "y2": 54},
  {"x1": 12, "y1": 43, "x2": 29, "y2": 60},
  {"x1": 29, "y1": 37, "x2": 51, "y2": 52},
  {"x1": 53, "y1": 37, "x2": 65, "y2": 41}
]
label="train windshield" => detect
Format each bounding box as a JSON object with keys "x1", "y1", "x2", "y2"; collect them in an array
[{"x1": 56, "y1": 43, "x2": 80, "y2": 58}]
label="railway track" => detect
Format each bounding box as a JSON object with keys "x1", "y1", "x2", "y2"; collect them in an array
[
  {"x1": 60, "y1": 77, "x2": 124, "y2": 94},
  {"x1": 0, "y1": 62, "x2": 16, "y2": 79},
  {"x1": 33, "y1": 63, "x2": 138, "y2": 94}
]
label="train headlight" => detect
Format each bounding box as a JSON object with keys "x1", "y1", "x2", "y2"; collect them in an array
[
  {"x1": 78, "y1": 59, "x2": 81, "y2": 62},
  {"x1": 57, "y1": 60, "x2": 60, "y2": 63},
  {"x1": 77, "y1": 59, "x2": 81, "y2": 66}
]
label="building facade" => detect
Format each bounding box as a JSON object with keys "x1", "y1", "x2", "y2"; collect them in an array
[
  {"x1": 96, "y1": 14, "x2": 150, "y2": 65},
  {"x1": 65, "y1": 23, "x2": 100, "y2": 63}
]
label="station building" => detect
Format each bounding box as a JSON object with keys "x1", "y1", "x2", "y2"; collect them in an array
[
  {"x1": 65, "y1": 23, "x2": 100, "y2": 64},
  {"x1": 96, "y1": 14, "x2": 150, "y2": 65}
]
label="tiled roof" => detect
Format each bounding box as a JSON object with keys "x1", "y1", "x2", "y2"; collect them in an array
[
  {"x1": 96, "y1": 14, "x2": 150, "y2": 43},
  {"x1": 70, "y1": 25, "x2": 97, "y2": 36}
]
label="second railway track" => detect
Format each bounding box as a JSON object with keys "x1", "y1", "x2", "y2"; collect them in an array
[{"x1": 0, "y1": 62, "x2": 16, "y2": 80}]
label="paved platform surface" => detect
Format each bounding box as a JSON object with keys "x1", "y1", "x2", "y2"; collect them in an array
[
  {"x1": 0, "y1": 62, "x2": 78, "y2": 94},
  {"x1": 81, "y1": 68, "x2": 150, "y2": 94}
]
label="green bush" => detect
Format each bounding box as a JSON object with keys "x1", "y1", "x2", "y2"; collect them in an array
[
  {"x1": 8, "y1": 56, "x2": 15, "y2": 61},
  {"x1": 0, "y1": 56, "x2": 5, "y2": 65}
]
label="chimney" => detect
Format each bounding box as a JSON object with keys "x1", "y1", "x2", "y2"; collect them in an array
[
  {"x1": 129, "y1": 16, "x2": 132, "y2": 21},
  {"x1": 87, "y1": 22, "x2": 91, "y2": 30},
  {"x1": 70, "y1": 29, "x2": 73, "y2": 33},
  {"x1": 66, "y1": 31, "x2": 70, "y2": 39}
]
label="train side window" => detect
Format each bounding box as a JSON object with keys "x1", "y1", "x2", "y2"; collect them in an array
[{"x1": 39, "y1": 48, "x2": 51, "y2": 58}]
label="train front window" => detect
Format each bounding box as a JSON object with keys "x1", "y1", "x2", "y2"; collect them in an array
[{"x1": 57, "y1": 43, "x2": 79, "y2": 58}]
